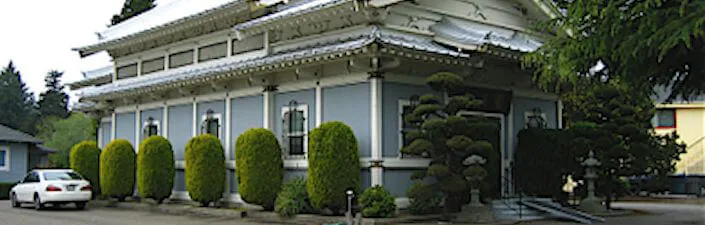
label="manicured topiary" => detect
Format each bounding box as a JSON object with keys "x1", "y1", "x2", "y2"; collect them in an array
[
  {"x1": 235, "y1": 128, "x2": 283, "y2": 210},
  {"x1": 275, "y1": 177, "x2": 314, "y2": 218},
  {"x1": 137, "y1": 136, "x2": 175, "y2": 204},
  {"x1": 406, "y1": 182, "x2": 442, "y2": 215},
  {"x1": 359, "y1": 186, "x2": 396, "y2": 218},
  {"x1": 70, "y1": 140, "x2": 101, "y2": 196},
  {"x1": 100, "y1": 139, "x2": 136, "y2": 201},
  {"x1": 307, "y1": 121, "x2": 360, "y2": 213},
  {"x1": 185, "y1": 134, "x2": 225, "y2": 207}
]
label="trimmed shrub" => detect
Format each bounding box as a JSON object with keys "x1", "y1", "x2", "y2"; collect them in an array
[
  {"x1": 70, "y1": 140, "x2": 101, "y2": 195},
  {"x1": 275, "y1": 177, "x2": 314, "y2": 218},
  {"x1": 185, "y1": 134, "x2": 225, "y2": 207},
  {"x1": 100, "y1": 139, "x2": 136, "y2": 201},
  {"x1": 236, "y1": 128, "x2": 283, "y2": 210},
  {"x1": 359, "y1": 186, "x2": 396, "y2": 218},
  {"x1": 515, "y1": 128, "x2": 575, "y2": 201},
  {"x1": 406, "y1": 182, "x2": 442, "y2": 215},
  {"x1": 307, "y1": 121, "x2": 360, "y2": 213},
  {"x1": 137, "y1": 136, "x2": 175, "y2": 203},
  {"x1": 0, "y1": 182, "x2": 16, "y2": 200}
]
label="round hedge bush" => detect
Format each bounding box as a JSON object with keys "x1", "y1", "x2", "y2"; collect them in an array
[
  {"x1": 235, "y1": 128, "x2": 283, "y2": 210},
  {"x1": 100, "y1": 139, "x2": 136, "y2": 201},
  {"x1": 307, "y1": 121, "x2": 360, "y2": 213},
  {"x1": 137, "y1": 136, "x2": 175, "y2": 203},
  {"x1": 185, "y1": 134, "x2": 225, "y2": 207},
  {"x1": 359, "y1": 186, "x2": 396, "y2": 218},
  {"x1": 275, "y1": 177, "x2": 314, "y2": 218},
  {"x1": 70, "y1": 141, "x2": 101, "y2": 195}
]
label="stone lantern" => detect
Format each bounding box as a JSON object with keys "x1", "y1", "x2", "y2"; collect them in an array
[
  {"x1": 580, "y1": 151, "x2": 605, "y2": 213},
  {"x1": 455, "y1": 155, "x2": 494, "y2": 223}
]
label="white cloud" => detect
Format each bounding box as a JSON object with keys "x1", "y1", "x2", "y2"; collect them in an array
[{"x1": 0, "y1": 0, "x2": 177, "y2": 105}]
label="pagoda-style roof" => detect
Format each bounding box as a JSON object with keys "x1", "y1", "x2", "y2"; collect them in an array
[
  {"x1": 76, "y1": 26, "x2": 472, "y2": 101},
  {"x1": 68, "y1": 66, "x2": 113, "y2": 89}
]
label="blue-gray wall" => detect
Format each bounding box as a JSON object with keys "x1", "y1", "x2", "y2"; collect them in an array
[
  {"x1": 381, "y1": 82, "x2": 436, "y2": 158},
  {"x1": 322, "y1": 83, "x2": 371, "y2": 157},
  {"x1": 168, "y1": 104, "x2": 193, "y2": 160},
  {"x1": 383, "y1": 169, "x2": 423, "y2": 197},
  {"x1": 175, "y1": 169, "x2": 186, "y2": 192},
  {"x1": 115, "y1": 112, "x2": 136, "y2": 147},
  {"x1": 100, "y1": 121, "x2": 112, "y2": 149},
  {"x1": 0, "y1": 142, "x2": 29, "y2": 182},
  {"x1": 140, "y1": 108, "x2": 163, "y2": 139},
  {"x1": 231, "y1": 95, "x2": 263, "y2": 160},
  {"x1": 197, "y1": 100, "x2": 226, "y2": 146},
  {"x1": 229, "y1": 169, "x2": 238, "y2": 193},
  {"x1": 274, "y1": 89, "x2": 315, "y2": 149}
]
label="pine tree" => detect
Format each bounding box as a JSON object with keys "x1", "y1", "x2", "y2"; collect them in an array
[
  {"x1": 0, "y1": 61, "x2": 38, "y2": 134},
  {"x1": 401, "y1": 72, "x2": 498, "y2": 216},
  {"x1": 110, "y1": 0, "x2": 157, "y2": 26},
  {"x1": 38, "y1": 70, "x2": 69, "y2": 119}
]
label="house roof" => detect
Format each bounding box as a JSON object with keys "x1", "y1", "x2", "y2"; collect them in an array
[
  {"x1": 234, "y1": 0, "x2": 347, "y2": 31},
  {"x1": 431, "y1": 17, "x2": 542, "y2": 53},
  {"x1": 75, "y1": 0, "x2": 244, "y2": 56},
  {"x1": 76, "y1": 26, "x2": 470, "y2": 100},
  {"x1": 0, "y1": 124, "x2": 41, "y2": 144}
]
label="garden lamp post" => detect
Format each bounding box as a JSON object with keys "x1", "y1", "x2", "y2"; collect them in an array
[{"x1": 345, "y1": 188, "x2": 355, "y2": 225}]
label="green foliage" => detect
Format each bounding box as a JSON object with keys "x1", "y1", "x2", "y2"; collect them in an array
[
  {"x1": 0, "y1": 61, "x2": 38, "y2": 135},
  {"x1": 275, "y1": 177, "x2": 314, "y2": 218},
  {"x1": 235, "y1": 128, "x2": 283, "y2": 210},
  {"x1": 0, "y1": 183, "x2": 17, "y2": 200},
  {"x1": 406, "y1": 182, "x2": 441, "y2": 215},
  {"x1": 137, "y1": 136, "x2": 174, "y2": 203},
  {"x1": 524, "y1": 0, "x2": 705, "y2": 100},
  {"x1": 39, "y1": 113, "x2": 97, "y2": 168},
  {"x1": 185, "y1": 134, "x2": 225, "y2": 207},
  {"x1": 401, "y1": 72, "x2": 499, "y2": 214},
  {"x1": 359, "y1": 186, "x2": 396, "y2": 218},
  {"x1": 100, "y1": 139, "x2": 136, "y2": 200},
  {"x1": 111, "y1": 0, "x2": 156, "y2": 25},
  {"x1": 514, "y1": 129, "x2": 574, "y2": 200},
  {"x1": 38, "y1": 70, "x2": 68, "y2": 119},
  {"x1": 70, "y1": 141, "x2": 101, "y2": 195},
  {"x1": 307, "y1": 121, "x2": 360, "y2": 213}
]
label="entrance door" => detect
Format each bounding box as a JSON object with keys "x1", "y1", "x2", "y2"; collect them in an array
[{"x1": 458, "y1": 111, "x2": 505, "y2": 198}]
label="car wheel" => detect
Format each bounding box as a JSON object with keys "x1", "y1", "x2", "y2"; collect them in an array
[
  {"x1": 10, "y1": 193, "x2": 20, "y2": 208},
  {"x1": 33, "y1": 195, "x2": 43, "y2": 210},
  {"x1": 75, "y1": 202, "x2": 86, "y2": 210}
]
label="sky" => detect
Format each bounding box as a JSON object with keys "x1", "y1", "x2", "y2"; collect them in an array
[{"x1": 0, "y1": 0, "x2": 176, "y2": 105}]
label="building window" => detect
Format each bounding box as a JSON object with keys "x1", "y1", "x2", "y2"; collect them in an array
[
  {"x1": 232, "y1": 33, "x2": 265, "y2": 55},
  {"x1": 398, "y1": 99, "x2": 416, "y2": 158},
  {"x1": 282, "y1": 100, "x2": 307, "y2": 157},
  {"x1": 169, "y1": 50, "x2": 195, "y2": 69},
  {"x1": 201, "y1": 109, "x2": 222, "y2": 139},
  {"x1": 524, "y1": 108, "x2": 547, "y2": 129},
  {"x1": 0, "y1": 147, "x2": 9, "y2": 171},
  {"x1": 142, "y1": 117, "x2": 160, "y2": 138},
  {"x1": 116, "y1": 63, "x2": 138, "y2": 79},
  {"x1": 141, "y1": 57, "x2": 165, "y2": 75},
  {"x1": 198, "y1": 41, "x2": 227, "y2": 62},
  {"x1": 656, "y1": 109, "x2": 676, "y2": 128}
]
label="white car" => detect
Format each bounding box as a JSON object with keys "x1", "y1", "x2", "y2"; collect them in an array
[{"x1": 9, "y1": 169, "x2": 92, "y2": 210}]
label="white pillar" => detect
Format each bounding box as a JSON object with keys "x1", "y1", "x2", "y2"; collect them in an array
[
  {"x1": 263, "y1": 86, "x2": 275, "y2": 130},
  {"x1": 164, "y1": 52, "x2": 170, "y2": 71},
  {"x1": 506, "y1": 104, "x2": 514, "y2": 196},
  {"x1": 136, "y1": 60, "x2": 142, "y2": 77},
  {"x1": 193, "y1": 46, "x2": 199, "y2": 64},
  {"x1": 370, "y1": 75, "x2": 383, "y2": 186},
  {"x1": 315, "y1": 85, "x2": 322, "y2": 127},
  {"x1": 224, "y1": 93, "x2": 232, "y2": 200},
  {"x1": 192, "y1": 99, "x2": 198, "y2": 137},
  {"x1": 97, "y1": 124, "x2": 103, "y2": 148},
  {"x1": 227, "y1": 35, "x2": 234, "y2": 57},
  {"x1": 135, "y1": 107, "x2": 141, "y2": 152},
  {"x1": 111, "y1": 112, "x2": 116, "y2": 141},
  {"x1": 163, "y1": 104, "x2": 169, "y2": 138}
]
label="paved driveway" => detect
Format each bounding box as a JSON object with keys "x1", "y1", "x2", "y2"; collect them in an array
[
  {"x1": 0, "y1": 200, "x2": 260, "y2": 225},
  {"x1": 525, "y1": 202, "x2": 705, "y2": 225}
]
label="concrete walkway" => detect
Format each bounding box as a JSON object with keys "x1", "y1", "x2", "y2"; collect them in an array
[{"x1": 521, "y1": 202, "x2": 705, "y2": 225}]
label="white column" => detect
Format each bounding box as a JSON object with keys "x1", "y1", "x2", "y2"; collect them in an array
[
  {"x1": 192, "y1": 99, "x2": 198, "y2": 137},
  {"x1": 136, "y1": 60, "x2": 142, "y2": 76},
  {"x1": 135, "y1": 107, "x2": 141, "y2": 152},
  {"x1": 112, "y1": 62, "x2": 118, "y2": 82},
  {"x1": 163, "y1": 104, "x2": 169, "y2": 138},
  {"x1": 164, "y1": 52, "x2": 170, "y2": 71},
  {"x1": 506, "y1": 104, "x2": 514, "y2": 196},
  {"x1": 370, "y1": 75, "x2": 383, "y2": 186},
  {"x1": 263, "y1": 86, "x2": 275, "y2": 130},
  {"x1": 97, "y1": 124, "x2": 103, "y2": 148},
  {"x1": 111, "y1": 112, "x2": 116, "y2": 141},
  {"x1": 227, "y1": 35, "x2": 234, "y2": 57},
  {"x1": 193, "y1": 46, "x2": 199, "y2": 64},
  {"x1": 557, "y1": 100, "x2": 564, "y2": 129},
  {"x1": 224, "y1": 93, "x2": 232, "y2": 199},
  {"x1": 315, "y1": 85, "x2": 322, "y2": 127}
]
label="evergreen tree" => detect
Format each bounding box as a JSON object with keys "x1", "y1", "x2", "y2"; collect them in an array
[
  {"x1": 110, "y1": 0, "x2": 157, "y2": 26},
  {"x1": 0, "y1": 61, "x2": 38, "y2": 134},
  {"x1": 525, "y1": 1, "x2": 705, "y2": 101},
  {"x1": 401, "y1": 72, "x2": 498, "y2": 216},
  {"x1": 38, "y1": 70, "x2": 69, "y2": 119}
]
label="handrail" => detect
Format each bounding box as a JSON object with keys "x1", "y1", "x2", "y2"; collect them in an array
[{"x1": 498, "y1": 175, "x2": 524, "y2": 219}]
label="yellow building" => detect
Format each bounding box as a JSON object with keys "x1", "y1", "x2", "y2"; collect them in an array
[{"x1": 654, "y1": 102, "x2": 705, "y2": 175}]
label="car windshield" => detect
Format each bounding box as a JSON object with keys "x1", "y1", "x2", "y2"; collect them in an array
[{"x1": 43, "y1": 171, "x2": 83, "y2": 181}]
